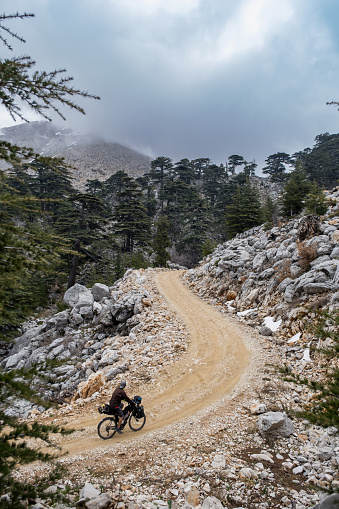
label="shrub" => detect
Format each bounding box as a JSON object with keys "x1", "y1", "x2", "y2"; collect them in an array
[{"x1": 297, "y1": 241, "x2": 318, "y2": 271}]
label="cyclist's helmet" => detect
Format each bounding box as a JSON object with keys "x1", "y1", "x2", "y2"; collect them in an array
[{"x1": 120, "y1": 380, "x2": 126, "y2": 389}]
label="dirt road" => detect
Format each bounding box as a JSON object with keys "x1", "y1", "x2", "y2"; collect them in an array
[{"x1": 62, "y1": 270, "x2": 252, "y2": 453}]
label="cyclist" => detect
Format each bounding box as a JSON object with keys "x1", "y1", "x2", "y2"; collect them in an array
[{"x1": 109, "y1": 380, "x2": 133, "y2": 434}]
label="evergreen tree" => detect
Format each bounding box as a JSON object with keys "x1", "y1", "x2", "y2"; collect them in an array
[
  {"x1": 113, "y1": 177, "x2": 151, "y2": 253},
  {"x1": 227, "y1": 155, "x2": 245, "y2": 176},
  {"x1": 177, "y1": 197, "x2": 211, "y2": 266},
  {"x1": 0, "y1": 11, "x2": 98, "y2": 330},
  {"x1": 54, "y1": 193, "x2": 107, "y2": 287},
  {"x1": 304, "y1": 181, "x2": 328, "y2": 216},
  {"x1": 0, "y1": 366, "x2": 72, "y2": 507},
  {"x1": 153, "y1": 215, "x2": 171, "y2": 267},
  {"x1": 149, "y1": 157, "x2": 173, "y2": 211},
  {"x1": 85, "y1": 178, "x2": 105, "y2": 197},
  {"x1": 302, "y1": 133, "x2": 339, "y2": 188},
  {"x1": 202, "y1": 164, "x2": 226, "y2": 207},
  {"x1": 262, "y1": 152, "x2": 291, "y2": 182},
  {"x1": 226, "y1": 180, "x2": 263, "y2": 238},
  {"x1": 244, "y1": 160, "x2": 257, "y2": 177},
  {"x1": 262, "y1": 195, "x2": 279, "y2": 228},
  {"x1": 282, "y1": 161, "x2": 311, "y2": 217}
]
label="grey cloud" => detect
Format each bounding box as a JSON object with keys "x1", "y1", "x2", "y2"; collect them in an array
[{"x1": 1, "y1": 0, "x2": 339, "y2": 172}]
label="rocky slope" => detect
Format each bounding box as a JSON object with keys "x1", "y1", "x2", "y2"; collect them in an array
[
  {"x1": 0, "y1": 121, "x2": 151, "y2": 189},
  {"x1": 2, "y1": 190, "x2": 339, "y2": 508}
]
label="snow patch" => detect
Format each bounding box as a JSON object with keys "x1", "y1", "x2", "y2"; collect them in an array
[
  {"x1": 287, "y1": 332, "x2": 301, "y2": 344},
  {"x1": 237, "y1": 308, "x2": 257, "y2": 317},
  {"x1": 263, "y1": 316, "x2": 282, "y2": 331}
]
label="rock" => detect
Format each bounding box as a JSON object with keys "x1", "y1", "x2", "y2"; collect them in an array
[
  {"x1": 104, "y1": 365, "x2": 128, "y2": 381},
  {"x1": 64, "y1": 283, "x2": 93, "y2": 308},
  {"x1": 69, "y1": 308, "x2": 83, "y2": 325},
  {"x1": 98, "y1": 349, "x2": 119, "y2": 367},
  {"x1": 211, "y1": 454, "x2": 226, "y2": 469},
  {"x1": 249, "y1": 403, "x2": 267, "y2": 414},
  {"x1": 201, "y1": 496, "x2": 224, "y2": 509},
  {"x1": 258, "y1": 326, "x2": 273, "y2": 336},
  {"x1": 85, "y1": 493, "x2": 112, "y2": 509},
  {"x1": 257, "y1": 412, "x2": 295, "y2": 438},
  {"x1": 250, "y1": 453, "x2": 274, "y2": 464},
  {"x1": 45, "y1": 310, "x2": 70, "y2": 330},
  {"x1": 80, "y1": 482, "x2": 101, "y2": 500},
  {"x1": 76, "y1": 373, "x2": 106, "y2": 400},
  {"x1": 91, "y1": 283, "x2": 110, "y2": 302},
  {"x1": 312, "y1": 493, "x2": 339, "y2": 509},
  {"x1": 184, "y1": 485, "x2": 200, "y2": 506},
  {"x1": 317, "y1": 447, "x2": 334, "y2": 460},
  {"x1": 226, "y1": 290, "x2": 237, "y2": 300},
  {"x1": 239, "y1": 467, "x2": 258, "y2": 479}
]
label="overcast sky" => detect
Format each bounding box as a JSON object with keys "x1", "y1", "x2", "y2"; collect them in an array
[{"x1": 2, "y1": 0, "x2": 339, "y2": 171}]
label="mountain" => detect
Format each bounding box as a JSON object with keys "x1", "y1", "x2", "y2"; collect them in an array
[{"x1": 0, "y1": 121, "x2": 151, "y2": 189}]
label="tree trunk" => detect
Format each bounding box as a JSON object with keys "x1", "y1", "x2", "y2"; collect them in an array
[{"x1": 67, "y1": 240, "x2": 80, "y2": 288}]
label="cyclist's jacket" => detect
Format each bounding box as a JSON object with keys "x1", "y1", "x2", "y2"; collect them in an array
[{"x1": 110, "y1": 387, "x2": 132, "y2": 409}]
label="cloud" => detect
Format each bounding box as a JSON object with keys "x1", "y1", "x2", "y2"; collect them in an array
[{"x1": 1, "y1": 0, "x2": 339, "y2": 171}]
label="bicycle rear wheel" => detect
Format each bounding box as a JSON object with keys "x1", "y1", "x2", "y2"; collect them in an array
[
  {"x1": 129, "y1": 412, "x2": 146, "y2": 431},
  {"x1": 97, "y1": 417, "x2": 117, "y2": 439}
]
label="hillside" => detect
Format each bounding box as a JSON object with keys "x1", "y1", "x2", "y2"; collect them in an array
[
  {"x1": 0, "y1": 121, "x2": 151, "y2": 189},
  {"x1": 2, "y1": 189, "x2": 339, "y2": 508}
]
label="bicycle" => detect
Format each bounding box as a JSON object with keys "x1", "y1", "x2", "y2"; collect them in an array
[{"x1": 97, "y1": 396, "x2": 146, "y2": 440}]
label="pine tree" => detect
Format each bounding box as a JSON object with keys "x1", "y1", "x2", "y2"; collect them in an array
[
  {"x1": 262, "y1": 152, "x2": 291, "y2": 182},
  {"x1": 304, "y1": 181, "x2": 328, "y2": 216},
  {"x1": 226, "y1": 180, "x2": 263, "y2": 238},
  {"x1": 153, "y1": 215, "x2": 171, "y2": 267},
  {"x1": 0, "y1": 11, "x2": 99, "y2": 328},
  {"x1": 282, "y1": 161, "x2": 311, "y2": 217},
  {"x1": 262, "y1": 195, "x2": 279, "y2": 228},
  {"x1": 113, "y1": 177, "x2": 151, "y2": 253}
]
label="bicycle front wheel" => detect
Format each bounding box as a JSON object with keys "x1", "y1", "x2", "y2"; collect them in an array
[
  {"x1": 97, "y1": 417, "x2": 117, "y2": 439},
  {"x1": 129, "y1": 412, "x2": 146, "y2": 431}
]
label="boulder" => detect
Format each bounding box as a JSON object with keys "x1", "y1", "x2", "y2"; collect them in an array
[
  {"x1": 45, "y1": 310, "x2": 70, "y2": 331},
  {"x1": 312, "y1": 493, "x2": 339, "y2": 509},
  {"x1": 91, "y1": 283, "x2": 110, "y2": 302},
  {"x1": 64, "y1": 284, "x2": 94, "y2": 309},
  {"x1": 98, "y1": 349, "x2": 119, "y2": 367},
  {"x1": 76, "y1": 372, "x2": 106, "y2": 400},
  {"x1": 257, "y1": 412, "x2": 295, "y2": 438}
]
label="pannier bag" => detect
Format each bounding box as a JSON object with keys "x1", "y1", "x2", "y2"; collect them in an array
[
  {"x1": 98, "y1": 403, "x2": 114, "y2": 415},
  {"x1": 133, "y1": 396, "x2": 144, "y2": 418},
  {"x1": 135, "y1": 405, "x2": 144, "y2": 419}
]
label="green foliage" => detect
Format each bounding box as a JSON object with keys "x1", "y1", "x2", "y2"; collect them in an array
[
  {"x1": 262, "y1": 195, "x2": 279, "y2": 229},
  {"x1": 262, "y1": 152, "x2": 291, "y2": 182},
  {"x1": 201, "y1": 238, "x2": 217, "y2": 258},
  {"x1": 281, "y1": 161, "x2": 311, "y2": 217},
  {"x1": 301, "y1": 133, "x2": 339, "y2": 188},
  {"x1": 153, "y1": 215, "x2": 171, "y2": 267},
  {"x1": 283, "y1": 310, "x2": 339, "y2": 430},
  {"x1": 304, "y1": 181, "x2": 329, "y2": 215},
  {"x1": 113, "y1": 177, "x2": 151, "y2": 253},
  {"x1": 226, "y1": 180, "x2": 263, "y2": 238},
  {"x1": 0, "y1": 368, "x2": 73, "y2": 507}
]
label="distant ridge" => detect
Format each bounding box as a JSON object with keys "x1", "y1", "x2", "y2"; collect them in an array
[{"x1": 0, "y1": 121, "x2": 151, "y2": 189}]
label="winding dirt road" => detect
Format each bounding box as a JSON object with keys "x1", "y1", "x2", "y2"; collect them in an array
[{"x1": 62, "y1": 271, "x2": 252, "y2": 454}]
